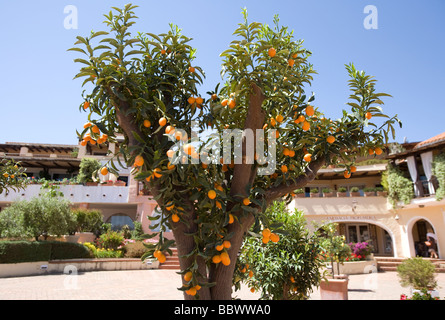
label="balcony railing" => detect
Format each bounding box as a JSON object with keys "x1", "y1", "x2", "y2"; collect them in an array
[{"x1": 0, "y1": 184, "x2": 129, "y2": 204}]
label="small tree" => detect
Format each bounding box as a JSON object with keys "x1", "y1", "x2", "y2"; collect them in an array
[
  {"x1": 432, "y1": 152, "x2": 445, "y2": 201},
  {"x1": 386, "y1": 163, "x2": 414, "y2": 208},
  {"x1": 71, "y1": 208, "x2": 104, "y2": 235},
  {"x1": 319, "y1": 222, "x2": 351, "y2": 278},
  {"x1": 235, "y1": 201, "x2": 326, "y2": 300}
]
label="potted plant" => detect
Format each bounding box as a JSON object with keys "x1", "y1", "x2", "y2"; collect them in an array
[
  {"x1": 337, "y1": 187, "x2": 348, "y2": 197},
  {"x1": 363, "y1": 187, "x2": 376, "y2": 197},
  {"x1": 375, "y1": 187, "x2": 388, "y2": 197},
  {"x1": 310, "y1": 188, "x2": 320, "y2": 198},
  {"x1": 349, "y1": 187, "x2": 361, "y2": 197},
  {"x1": 77, "y1": 158, "x2": 101, "y2": 186},
  {"x1": 71, "y1": 208, "x2": 104, "y2": 243},
  {"x1": 319, "y1": 223, "x2": 349, "y2": 300},
  {"x1": 322, "y1": 187, "x2": 334, "y2": 197},
  {"x1": 397, "y1": 257, "x2": 439, "y2": 298}
]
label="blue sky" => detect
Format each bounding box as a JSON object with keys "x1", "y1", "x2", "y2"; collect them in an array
[{"x1": 0, "y1": 0, "x2": 444, "y2": 145}]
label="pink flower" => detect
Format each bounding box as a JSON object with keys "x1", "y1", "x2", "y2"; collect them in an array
[{"x1": 400, "y1": 294, "x2": 407, "y2": 300}]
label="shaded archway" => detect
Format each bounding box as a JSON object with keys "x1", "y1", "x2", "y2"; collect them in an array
[
  {"x1": 408, "y1": 217, "x2": 439, "y2": 258},
  {"x1": 106, "y1": 213, "x2": 135, "y2": 231}
]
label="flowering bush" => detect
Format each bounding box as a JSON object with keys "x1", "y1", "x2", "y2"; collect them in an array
[
  {"x1": 348, "y1": 242, "x2": 373, "y2": 259},
  {"x1": 401, "y1": 289, "x2": 440, "y2": 300},
  {"x1": 83, "y1": 242, "x2": 123, "y2": 258}
]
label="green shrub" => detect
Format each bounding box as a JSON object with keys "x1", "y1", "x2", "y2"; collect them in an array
[
  {"x1": 123, "y1": 241, "x2": 149, "y2": 258},
  {"x1": 386, "y1": 164, "x2": 414, "y2": 208},
  {"x1": 0, "y1": 202, "x2": 33, "y2": 239},
  {"x1": 48, "y1": 241, "x2": 92, "y2": 260},
  {"x1": 99, "y1": 230, "x2": 124, "y2": 250},
  {"x1": 77, "y1": 158, "x2": 101, "y2": 184},
  {"x1": 0, "y1": 241, "x2": 51, "y2": 263},
  {"x1": 71, "y1": 208, "x2": 104, "y2": 234},
  {"x1": 397, "y1": 257, "x2": 437, "y2": 290},
  {"x1": 432, "y1": 152, "x2": 445, "y2": 201},
  {"x1": 0, "y1": 241, "x2": 92, "y2": 263}
]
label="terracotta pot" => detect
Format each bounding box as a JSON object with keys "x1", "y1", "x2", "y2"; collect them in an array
[
  {"x1": 310, "y1": 193, "x2": 320, "y2": 198},
  {"x1": 350, "y1": 192, "x2": 361, "y2": 197},
  {"x1": 320, "y1": 277, "x2": 349, "y2": 300},
  {"x1": 85, "y1": 182, "x2": 98, "y2": 186},
  {"x1": 337, "y1": 192, "x2": 348, "y2": 197},
  {"x1": 323, "y1": 192, "x2": 335, "y2": 197},
  {"x1": 364, "y1": 192, "x2": 376, "y2": 197}
]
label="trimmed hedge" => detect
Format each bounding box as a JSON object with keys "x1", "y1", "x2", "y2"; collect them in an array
[{"x1": 0, "y1": 241, "x2": 92, "y2": 264}]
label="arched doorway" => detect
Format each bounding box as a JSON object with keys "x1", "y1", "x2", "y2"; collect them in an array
[
  {"x1": 337, "y1": 221, "x2": 395, "y2": 257},
  {"x1": 410, "y1": 218, "x2": 438, "y2": 258}
]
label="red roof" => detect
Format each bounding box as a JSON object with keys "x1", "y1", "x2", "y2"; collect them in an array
[{"x1": 414, "y1": 132, "x2": 445, "y2": 149}]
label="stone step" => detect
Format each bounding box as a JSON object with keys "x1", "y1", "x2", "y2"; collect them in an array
[
  {"x1": 375, "y1": 257, "x2": 445, "y2": 273},
  {"x1": 158, "y1": 248, "x2": 180, "y2": 270}
]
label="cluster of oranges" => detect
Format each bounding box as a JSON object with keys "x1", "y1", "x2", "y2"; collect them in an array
[
  {"x1": 261, "y1": 228, "x2": 279, "y2": 244},
  {"x1": 80, "y1": 122, "x2": 108, "y2": 146}
]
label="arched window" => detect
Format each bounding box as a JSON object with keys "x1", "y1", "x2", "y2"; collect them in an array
[{"x1": 107, "y1": 213, "x2": 134, "y2": 231}]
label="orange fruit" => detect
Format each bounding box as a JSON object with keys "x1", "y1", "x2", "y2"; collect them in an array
[
  {"x1": 223, "y1": 240, "x2": 231, "y2": 249},
  {"x1": 288, "y1": 59, "x2": 295, "y2": 67},
  {"x1": 196, "y1": 97, "x2": 203, "y2": 105},
  {"x1": 281, "y1": 165, "x2": 288, "y2": 173},
  {"x1": 262, "y1": 237, "x2": 270, "y2": 244},
  {"x1": 243, "y1": 198, "x2": 251, "y2": 206},
  {"x1": 187, "y1": 97, "x2": 196, "y2": 104},
  {"x1": 211, "y1": 94, "x2": 218, "y2": 101},
  {"x1": 228, "y1": 213, "x2": 234, "y2": 224},
  {"x1": 298, "y1": 115, "x2": 306, "y2": 122},
  {"x1": 276, "y1": 114, "x2": 284, "y2": 123},
  {"x1": 268, "y1": 47, "x2": 276, "y2": 57},
  {"x1": 220, "y1": 252, "x2": 230, "y2": 266},
  {"x1": 167, "y1": 149, "x2": 175, "y2": 158},
  {"x1": 288, "y1": 150, "x2": 295, "y2": 157},
  {"x1": 306, "y1": 105, "x2": 314, "y2": 116},
  {"x1": 153, "y1": 168, "x2": 162, "y2": 178},
  {"x1": 92, "y1": 125, "x2": 100, "y2": 134},
  {"x1": 161, "y1": 49, "x2": 166, "y2": 55},
  {"x1": 83, "y1": 122, "x2": 92, "y2": 129},
  {"x1": 167, "y1": 162, "x2": 175, "y2": 170},
  {"x1": 368, "y1": 148, "x2": 375, "y2": 155},
  {"x1": 216, "y1": 244, "x2": 224, "y2": 251},
  {"x1": 270, "y1": 233, "x2": 280, "y2": 243},
  {"x1": 283, "y1": 148, "x2": 290, "y2": 156},
  {"x1": 83, "y1": 101, "x2": 90, "y2": 109},
  {"x1": 186, "y1": 287, "x2": 197, "y2": 296},
  {"x1": 228, "y1": 99, "x2": 236, "y2": 109},
  {"x1": 184, "y1": 271, "x2": 193, "y2": 282},
  {"x1": 100, "y1": 167, "x2": 108, "y2": 175},
  {"x1": 221, "y1": 99, "x2": 228, "y2": 107},
  {"x1": 183, "y1": 144, "x2": 195, "y2": 155},
  {"x1": 166, "y1": 204, "x2": 175, "y2": 211},
  {"x1": 344, "y1": 171, "x2": 351, "y2": 179},
  {"x1": 80, "y1": 140, "x2": 87, "y2": 146},
  {"x1": 327, "y1": 136, "x2": 335, "y2": 144},
  {"x1": 159, "y1": 117, "x2": 167, "y2": 127},
  {"x1": 302, "y1": 121, "x2": 310, "y2": 131},
  {"x1": 172, "y1": 213, "x2": 180, "y2": 223},
  {"x1": 143, "y1": 120, "x2": 151, "y2": 128},
  {"x1": 262, "y1": 228, "x2": 271, "y2": 238},
  {"x1": 303, "y1": 153, "x2": 312, "y2": 162},
  {"x1": 188, "y1": 66, "x2": 195, "y2": 73},
  {"x1": 158, "y1": 253, "x2": 166, "y2": 263},
  {"x1": 208, "y1": 190, "x2": 216, "y2": 200},
  {"x1": 375, "y1": 147, "x2": 383, "y2": 155},
  {"x1": 350, "y1": 166, "x2": 357, "y2": 173},
  {"x1": 153, "y1": 250, "x2": 161, "y2": 258},
  {"x1": 165, "y1": 125, "x2": 174, "y2": 134},
  {"x1": 365, "y1": 112, "x2": 372, "y2": 120},
  {"x1": 134, "y1": 155, "x2": 144, "y2": 167},
  {"x1": 212, "y1": 255, "x2": 221, "y2": 264}
]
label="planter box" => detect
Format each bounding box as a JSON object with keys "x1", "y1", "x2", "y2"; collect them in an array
[
  {"x1": 295, "y1": 193, "x2": 306, "y2": 198},
  {"x1": 337, "y1": 192, "x2": 348, "y2": 198},
  {"x1": 85, "y1": 182, "x2": 98, "y2": 186},
  {"x1": 323, "y1": 192, "x2": 335, "y2": 197},
  {"x1": 310, "y1": 193, "x2": 320, "y2": 198},
  {"x1": 320, "y1": 278, "x2": 348, "y2": 300},
  {"x1": 364, "y1": 192, "x2": 376, "y2": 197},
  {"x1": 377, "y1": 191, "x2": 388, "y2": 197},
  {"x1": 350, "y1": 192, "x2": 361, "y2": 197},
  {"x1": 334, "y1": 260, "x2": 377, "y2": 275}
]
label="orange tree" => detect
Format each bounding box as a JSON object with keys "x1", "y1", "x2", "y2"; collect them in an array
[
  {"x1": 0, "y1": 159, "x2": 28, "y2": 195},
  {"x1": 69, "y1": 4, "x2": 401, "y2": 300}
]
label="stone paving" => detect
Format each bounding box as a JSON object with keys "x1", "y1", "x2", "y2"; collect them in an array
[{"x1": 1, "y1": 269, "x2": 445, "y2": 300}]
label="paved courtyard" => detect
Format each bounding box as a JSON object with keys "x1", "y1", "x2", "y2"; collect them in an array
[{"x1": 1, "y1": 269, "x2": 445, "y2": 300}]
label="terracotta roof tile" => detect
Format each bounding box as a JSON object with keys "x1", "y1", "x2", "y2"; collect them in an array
[{"x1": 414, "y1": 132, "x2": 445, "y2": 149}]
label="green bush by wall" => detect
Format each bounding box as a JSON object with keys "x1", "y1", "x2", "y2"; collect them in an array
[{"x1": 0, "y1": 241, "x2": 92, "y2": 264}]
